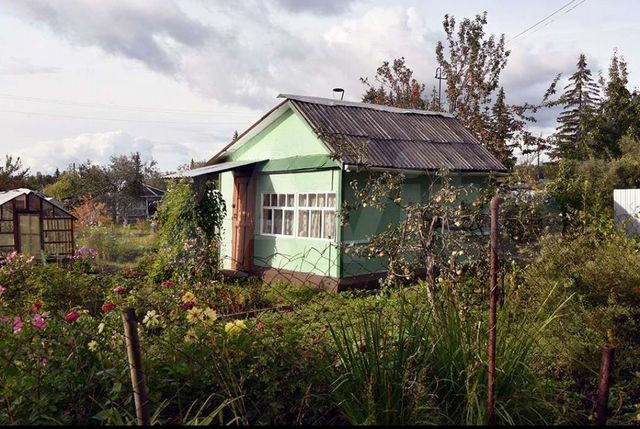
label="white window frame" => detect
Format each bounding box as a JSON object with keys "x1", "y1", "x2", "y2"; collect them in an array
[
  {"x1": 260, "y1": 193, "x2": 295, "y2": 237},
  {"x1": 259, "y1": 192, "x2": 337, "y2": 242}
]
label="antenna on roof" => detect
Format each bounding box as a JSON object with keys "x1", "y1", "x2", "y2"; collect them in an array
[{"x1": 332, "y1": 88, "x2": 345, "y2": 101}]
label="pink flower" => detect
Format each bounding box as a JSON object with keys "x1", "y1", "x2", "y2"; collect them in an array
[
  {"x1": 13, "y1": 316, "x2": 23, "y2": 334},
  {"x1": 0, "y1": 285, "x2": 6, "y2": 294},
  {"x1": 33, "y1": 314, "x2": 48, "y2": 330},
  {"x1": 113, "y1": 286, "x2": 126, "y2": 295},
  {"x1": 1, "y1": 316, "x2": 10, "y2": 325},
  {"x1": 64, "y1": 310, "x2": 81, "y2": 324},
  {"x1": 101, "y1": 303, "x2": 116, "y2": 313},
  {"x1": 182, "y1": 301, "x2": 196, "y2": 310},
  {"x1": 41, "y1": 358, "x2": 48, "y2": 366},
  {"x1": 32, "y1": 302, "x2": 43, "y2": 312},
  {"x1": 161, "y1": 280, "x2": 176, "y2": 288},
  {"x1": 256, "y1": 322, "x2": 266, "y2": 331},
  {"x1": 215, "y1": 240, "x2": 222, "y2": 249}
]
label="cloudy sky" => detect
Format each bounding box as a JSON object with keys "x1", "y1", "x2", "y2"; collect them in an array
[{"x1": 1, "y1": 0, "x2": 638, "y2": 173}]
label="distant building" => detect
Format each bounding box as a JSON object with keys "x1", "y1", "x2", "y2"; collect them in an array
[
  {"x1": 0, "y1": 188, "x2": 76, "y2": 259},
  {"x1": 114, "y1": 183, "x2": 165, "y2": 224}
]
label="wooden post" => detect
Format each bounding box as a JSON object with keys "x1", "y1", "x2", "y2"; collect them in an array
[
  {"x1": 488, "y1": 195, "x2": 504, "y2": 426},
  {"x1": 122, "y1": 308, "x2": 151, "y2": 426},
  {"x1": 596, "y1": 344, "x2": 615, "y2": 426}
]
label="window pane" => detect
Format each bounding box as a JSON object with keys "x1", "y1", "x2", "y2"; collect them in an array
[
  {"x1": 0, "y1": 234, "x2": 13, "y2": 246},
  {"x1": 273, "y1": 209, "x2": 283, "y2": 234},
  {"x1": 323, "y1": 210, "x2": 336, "y2": 240},
  {"x1": 29, "y1": 195, "x2": 40, "y2": 211},
  {"x1": 327, "y1": 193, "x2": 336, "y2": 208},
  {"x1": 263, "y1": 194, "x2": 270, "y2": 207},
  {"x1": 298, "y1": 210, "x2": 309, "y2": 237},
  {"x1": 262, "y1": 209, "x2": 273, "y2": 234},
  {"x1": 278, "y1": 194, "x2": 286, "y2": 207},
  {"x1": 310, "y1": 210, "x2": 322, "y2": 238},
  {"x1": 15, "y1": 195, "x2": 25, "y2": 210},
  {"x1": 299, "y1": 194, "x2": 307, "y2": 207},
  {"x1": 0, "y1": 221, "x2": 12, "y2": 233},
  {"x1": 271, "y1": 194, "x2": 278, "y2": 206},
  {"x1": 287, "y1": 194, "x2": 295, "y2": 207},
  {"x1": 284, "y1": 210, "x2": 294, "y2": 235},
  {"x1": 317, "y1": 193, "x2": 326, "y2": 207},
  {"x1": 42, "y1": 201, "x2": 54, "y2": 217},
  {"x1": 1, "y1": 204, "x2": 13, "y2": 220},
  {"x1": 309, "y1": 194, "x2": 317, "y2": 207}
]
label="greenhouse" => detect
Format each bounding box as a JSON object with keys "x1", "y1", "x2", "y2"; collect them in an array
[{"x1": 0, "y1": 188, "x2": 76, "y2": 259}]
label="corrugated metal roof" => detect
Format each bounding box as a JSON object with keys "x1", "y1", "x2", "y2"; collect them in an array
[
  {"x1": 281, "y1": 94, "x2": 507, "y2": 173},
  {"x1": 164, "y1": 160, "x2": 263, "y2": 178},
  {"x1": 0, "y1": 188, "x2": 76, "y2": 217}
]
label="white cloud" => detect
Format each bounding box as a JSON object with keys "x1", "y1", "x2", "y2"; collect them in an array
[{"x1": 16, "y1": 130, "x2": 198, "y2": 173}]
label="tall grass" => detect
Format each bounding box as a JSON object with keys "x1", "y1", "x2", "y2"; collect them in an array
[{"x1": 325, "y1": 283, "x2": 572, "y2": 425}]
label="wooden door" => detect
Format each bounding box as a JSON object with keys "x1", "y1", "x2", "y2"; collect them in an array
[
  {"x1": 18, "y1": 214, "x2": 41, "y2": 257},
  {"x1": 232, "y1": 176, "x2": 254, "y2": 271}
]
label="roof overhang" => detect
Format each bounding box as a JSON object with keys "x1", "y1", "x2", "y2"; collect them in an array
[{"x1": 164, "y1": 160, "x2": 264, "y2": 179}]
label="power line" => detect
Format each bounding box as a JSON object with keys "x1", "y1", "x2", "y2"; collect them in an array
[
  {"x1": 0, "y1": 108, "x2": 249, "y2": 126},
  {"x1": 0, "y1": 93, "x2": 257, "y2": 116},
  {"x1": 506, "y1": 0, "x2": 586, "y2": 44}
]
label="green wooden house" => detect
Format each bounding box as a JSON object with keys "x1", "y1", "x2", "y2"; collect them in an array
[{"x1": 175, "y1": 94, "x2": 506, "y2": 290}]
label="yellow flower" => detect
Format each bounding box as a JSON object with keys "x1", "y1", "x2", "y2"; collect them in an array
[
  {"x1": 184, "y1": 328, "x2": 199, "y2": 344},
  {"x1": 97, "y1": 322, "x2": 105, "y2": 334},
  {"x1": 88, "y1": 340, "x2": 98, "y2": 352},
  {"x1": 203, "y1": 307, "x2": 218, "y2": 324},
  {"x1": 182, "y1": 291, "x2": 197, "y2": 304},
  {"x1": 186, "y1": 307, "x2": 205, "y2": 323},
  {"x1": 225, "y1": 320, "x2": 247, "y2": 336}
]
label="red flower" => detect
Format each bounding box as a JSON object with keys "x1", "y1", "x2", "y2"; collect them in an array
[
  {"x1": 101, "y1": 303, "x2": 116, "y2": 313},
  {"x1": 113, "y1": 286, "x2": 126, "y2": 295},
  {"x1": 32, "y1": 302, "x2": 43, "y2": 312},
  {"x1": 256, "y1": 322, "x2": 266, "y2": 331},
  {"x1": 161, "y1": 280, "x2": 176, "y2": 288},
  {"x1": 182, "y1": 301, "x2": 196, "y2": 310},
  {"x1": 64, "y1": 310, "x2": 81, "y2": 324}
]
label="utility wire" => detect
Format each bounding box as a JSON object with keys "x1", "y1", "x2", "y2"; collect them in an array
[
  {"x1": 0, "y1": 93, "x2": 256, "y2": 116},
  {"x1": 0, "y1": 108, "x2": 247, "y2": 126},
  {"x1": 506, "y1": 0, "x2": 586, "y2": 44}
]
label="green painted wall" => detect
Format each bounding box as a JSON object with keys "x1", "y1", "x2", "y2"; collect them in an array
[
  {"x1": 340, "y1": 171, "x2": 488, "y2": 277},
  {"x1": 217, "y1": 105, "x2": 342, "y2": 277},
  {"x1": 252, "y1": 170, "x2": 341, "y2": 277},
  {"x1": 231, "y1": 109, "x2": 329, "y2": 161}
]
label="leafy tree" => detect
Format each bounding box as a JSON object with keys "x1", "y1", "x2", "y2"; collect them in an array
[
  {"x1": 435, "y1": 12, "x2": 509, "y2": 138},
  {"x1": 552, "y1": 54, "x2": 601, "y2": 160},
  {"x1": 361, "y1": 57, "x2": 429, "y2": 109},
  {"x1": 0, "y1": 155, "x2": 29, "y2": 191}
]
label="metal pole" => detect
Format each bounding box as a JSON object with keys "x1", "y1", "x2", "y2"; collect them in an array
[
  {"x1": 488, "y1": 195, "x2": 504, "y2": 426},
  {"x1": 596, "y1": 344, "x2": 615, "y2": 426},
  {"x1": 122, "y1": 308, "x2": 151, "y2": 426}
]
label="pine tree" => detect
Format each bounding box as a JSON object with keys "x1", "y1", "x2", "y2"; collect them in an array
[
  {"x1": 586, "y1": 51, "x2": 639, "y2": 158},
  {"x1": 485, "y1": 87, "x2": 516, "y2": 168},
  {"x1": 553, "y1": 54, "x2": 600, "y2": 160}
]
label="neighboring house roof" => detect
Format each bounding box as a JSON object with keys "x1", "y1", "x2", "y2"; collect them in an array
[
  {"x1": 141, "y1": 183, "x2": 166, "y2": 198},
  {"x1": 208, "y1": 94, "x2": 507, "y2": 173},
  {"x1": 0, "y1": 188, "x2": 77, "y2": 218}
]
